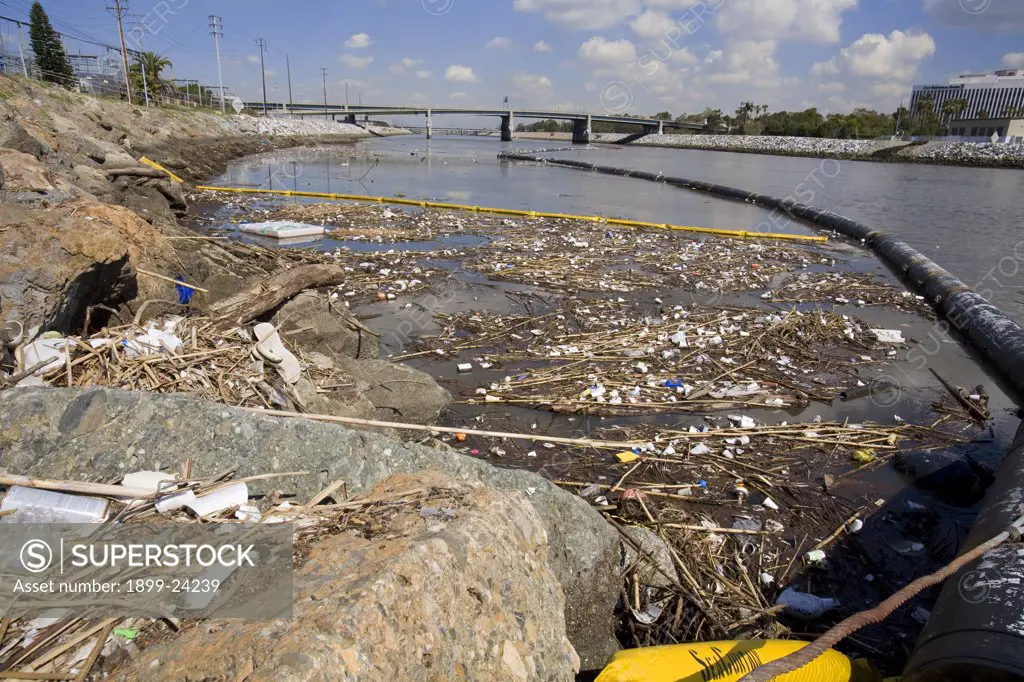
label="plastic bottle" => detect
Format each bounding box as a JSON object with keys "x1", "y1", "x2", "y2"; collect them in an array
[{"x1": 776, "y1": 587, "x2": 839, "y2": 619}]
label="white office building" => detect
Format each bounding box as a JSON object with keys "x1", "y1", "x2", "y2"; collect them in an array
[{"x1": 910, "y1": 70, "x2": 1024, "y2": 119}]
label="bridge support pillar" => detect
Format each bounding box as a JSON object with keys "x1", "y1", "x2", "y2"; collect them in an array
[
  {"x1": 657, "y1": 119, "x2": 664, "y2": 135},
  {"x1": 501, "y1": 111, "x2": 515, "y2": 142},
  {"x1": 426, "y1": 109, "x2": 432, "y2": 139},
  {"x1": 572, "y1": 115, "x2": 592, "y2": 144},
  {"x1": 345, "y1": 113, "x2": 357, "y2": 125}
]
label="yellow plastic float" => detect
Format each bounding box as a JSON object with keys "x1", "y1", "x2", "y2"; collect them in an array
[{"x1": 596, "y1": 640, "x2": 879, "y2": 682}]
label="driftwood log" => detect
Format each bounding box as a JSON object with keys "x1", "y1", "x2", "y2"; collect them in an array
[
  {"x1": 105, "y1": 167, "x2": 168, "y2": 179},
  {"x1": 208, "y1": 264, "x2": 350, "y2": 329}
]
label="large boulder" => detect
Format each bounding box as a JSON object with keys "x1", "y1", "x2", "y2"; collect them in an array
[
  {"x1": 334, "y1": 356, "x2": 451, "y2": 424},
  {"x1": 0, "y1": 387, "x2": 621, "y2": 670},
  {"x1": 0, "y1": 119, "x2": 48, "y2": 158},
  {"x1": 272, "y1": 290, "x2": 379, "y2": 361},
  {"x1": 0, "y1": 148, "x2": 58, "y2": 192},
  {"x1": 112, "y1": 471, "x2": 580, "y2": 681},
  {"x1": 0, "y1": 198, "x2": 179, "y2": 332}
]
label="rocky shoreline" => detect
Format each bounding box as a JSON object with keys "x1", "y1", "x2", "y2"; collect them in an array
[
  {"x1": 629, "y1": 133, "x2": 1024, "y2": 169},
  {"x1": 0, "y1": 75, "x2": 622, "y2": 677},
  {"x1": 0, "y1": 74, "x2": 1009, "y2": 679}
]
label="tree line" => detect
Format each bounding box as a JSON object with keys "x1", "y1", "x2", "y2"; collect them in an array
[{"x1": 518, "y1": 98, "x2": 1021, "y2": 138}]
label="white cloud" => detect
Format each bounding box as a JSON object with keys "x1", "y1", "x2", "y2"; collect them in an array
[
  {"x1": 705, "y1": 40, "x2": 780, "y2": 85},
  {"x1": 840, "y1": 30, "x2": 935, "y2": 80},
  {"x1": 514, "y1": 0, "x2": 642, "y2": 30},
  {"x1": 449, "y1": 91, "x2": 468, "y2": 100},
  {"x1": 390, "y1": 57, "x2": 424, "y2": 75},
  {"x1": 513, "y1": 73, "x2": 553, "y2": 91},
  {"x1": 344, "y1": 33, "x2": 373, "y2": 49},
  {"x1": 630, "y1": 10, "x2": 676, "y2": 37},
  {"x1": 923, "y1": 0, "x2": 1024, "y2": 32},
  {"x1": 715, "y1": 0, "x2": 857, "y2": 44},
  {"x1": 811, "y1": 58, "x2": 840, "y2": 76},
  {"x1": 669, "y1": 47, "x2": 698, "y2": 65},
  {"x1": 340, "y1": 54, "x2": 374, "y2": 69},
  {"x1": 416, "y1": 70, "x2": 433, "y2": 79},
  {"x1": 578, "y1": 36, "x2": 637, "y2": 65},
  {"x1": 704, "y1": 49, "x2": 723, "y2": 64},
  {"x1": 817, "y1": 82, "x2": 846, "y2": 93},
  {"x1": 246, "y1": 55, "x2": 260, "y2": 65},
  {"x1": 534, "y1": 40, "x2": 553, "y2": 52},
  {"x1": 487, "y1": 36, "x2": 513, "y2": 50},
  {"x1": 445, "y1": 65, "x2": 479, "y2": 83},
  {"x1": 1004, "y1": 53, "x2": 1024, "y2": 68}
]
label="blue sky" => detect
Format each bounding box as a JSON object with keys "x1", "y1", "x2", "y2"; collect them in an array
[{"x1": 2, "y1": 0, "x2": 1022, "y2": 116}]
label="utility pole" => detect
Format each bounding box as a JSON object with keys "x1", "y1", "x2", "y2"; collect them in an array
[
  {"x1": 286, "y1": 54, "x2": 293, "y2": 109},
  {"x1": 320, "y1": 67, "x2": 328, "y2": 111},
  {"x1": 254, "y1": 37, "x2": 268, "y2": 116},
  {"x1": 209, "y1": 16, "x2": 225, "y2": 112},
  {"x1": 107, "y1": 0, "x2": 133, "y2": 104},
  {"x1": 345, "y1": 81, "x2": 349, "y2": 109}
]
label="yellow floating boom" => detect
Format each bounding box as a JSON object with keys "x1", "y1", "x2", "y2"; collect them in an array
[
  {"x1": 140, "y1": 156, "x2": 184, "y2": 184},
  {"x1": 193, "y1": 185, "x2": 828, "y2": 244}
]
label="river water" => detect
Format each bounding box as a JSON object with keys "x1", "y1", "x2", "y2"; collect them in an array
[
  {"x1": 219, "y1": 134, "x2": 1024, "y2": 323},
  {"x1": 214, "y1": 134, "x2": 1023, "y2": 672}
]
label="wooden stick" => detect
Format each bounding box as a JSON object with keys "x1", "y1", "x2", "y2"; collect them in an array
[
  {"x1": 135, "y1": 269, "x2": 209, "y2": 294},
  {"x1": 73, "y1": 621, "x2": 116, "y2": 682},
  {"x1": 0, "y1": 361, "x2": 54, "y2": 386},
  {"x1": 0, "y1": 673, "x2": 77, "y2": 680},
  {"x1": 662, "y1": 523, "x2": 779, "y2": 535},
  {"x1": 27, "y1": 619, "x2": 117, "y2": 671},
  {"x1": 611, "y1": 461, "x2": 643, "y2": 493},
  {"x1": 305, "y1": 479, "x2": 346, "y2": 507},
  {"x1": 0, "y1": 475, "x2": 158, "y2": 499},
  {"x1": 242, "y1": 406, "x2": 644, "y2": 449}
]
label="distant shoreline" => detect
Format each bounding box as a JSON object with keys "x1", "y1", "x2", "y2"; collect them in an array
[{"x1": 509, "y1": 131, "x2": 1024, "y2": 169}]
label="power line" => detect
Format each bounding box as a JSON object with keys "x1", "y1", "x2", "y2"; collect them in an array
[{"x1": 105, "y1": 0, "x2": 132, "y2": 105}]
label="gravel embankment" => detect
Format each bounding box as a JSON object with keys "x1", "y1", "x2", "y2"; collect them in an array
[
  {"x1": 633, "y1": 134, "x2": 900, "y2": 157},
  {"x1": 630, "y1": 133, "x2": 1024, "y2": 168},
  {"x1": 226, "y1": 115, "x2": 408, "y2": 137}
]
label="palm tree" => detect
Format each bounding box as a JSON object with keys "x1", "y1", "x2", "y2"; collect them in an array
[
  {"x1": 735, "y1": 101, "x2": 755, "y2": 124},
  {"x1": 941, "y1": 98, "x2": 967, "y2": 127},
  {"x1": 130, "y1": 51, "x2": 171, "y2": 104},
  {"x1": 915, "y1": 94, "x2": 935, "y2": 119}
]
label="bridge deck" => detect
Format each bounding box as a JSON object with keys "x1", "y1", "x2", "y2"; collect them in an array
[{"x1": 242, "y1": 102, "x2": 702, "y2": 130}]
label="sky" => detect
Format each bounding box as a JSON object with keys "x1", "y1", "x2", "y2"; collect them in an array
[{"x1": 2, "y1": 0, "x2": 1023, "y2": 117}]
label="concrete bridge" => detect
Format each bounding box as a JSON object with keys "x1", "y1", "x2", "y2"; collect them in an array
[
  {"x1": 405, "y1": 126, "x2": 496, "y2": 137},
  {"x1": 241, "y1": 102, "x2": 701, "y2": 143}
]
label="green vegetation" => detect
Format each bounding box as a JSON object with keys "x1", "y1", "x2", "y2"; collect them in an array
[
  {"x1": 130, "y1": 51, "x2": 171, "y2": 103},
  {"x1": 29, "y1": 2, "x2": 74, "y2": 87},
  {"x1": 516, "y1": 98, "x2": 984, "y2": 138}
]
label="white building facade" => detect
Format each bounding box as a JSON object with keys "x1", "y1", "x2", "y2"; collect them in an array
[{"x1": 910, "y1": 70, "x2": 1024, "y2": 119}]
